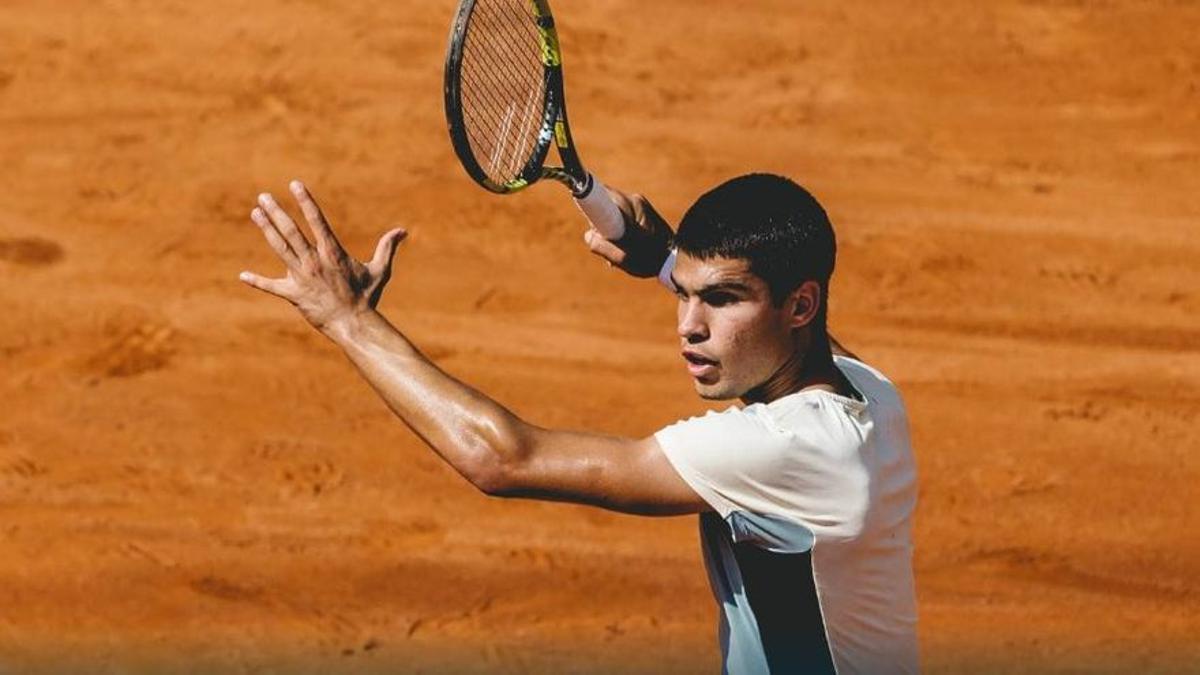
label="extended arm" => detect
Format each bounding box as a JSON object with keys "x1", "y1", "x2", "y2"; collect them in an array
[
  {"x1": 326, "y1": 309, "x2": 702, "y2": 515},
  {"x1": 238, "y1": 181, "x2": 706, "y2": 516}
]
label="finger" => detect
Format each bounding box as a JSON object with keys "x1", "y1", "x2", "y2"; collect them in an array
[
  {"x1": 368, "y1": 227, "x2": 408, "y2": 277},
  {"x1": 289, "y1": 180, "x2": 343, "y2": 256},
  {"x1": 629, "y1": 193, "x2": 648, "y2": 226},
  {"x1": 238, "y1": 271, "x2": 293, "y2": 299},
  {"x1": 251, "y1": 207, "x2": 300, "y2": 269},
  {"x1": 258, "y1": 192, "x2": 312, "y2": 260},
  {"x1": 635, "y1": 194, "x2": 669, "y2": 229},
  {"x1": 605, "y1": 187, "x2": 637, "y2": 223},
  {"x1": 583, "y1": 228, "x2": 626, "y2": 265}
]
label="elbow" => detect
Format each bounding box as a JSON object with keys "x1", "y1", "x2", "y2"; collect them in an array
[
  {"x1": 461, "y1": 424, "x2": 536, "y2": 498},
  {"x1": 469, "y1": 457, "x2": 519, "y2": 497}
]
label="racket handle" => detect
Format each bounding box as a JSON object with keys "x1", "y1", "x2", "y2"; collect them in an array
[{"x1": 574, "y1": 174, "x2": 626, "y2": 241}]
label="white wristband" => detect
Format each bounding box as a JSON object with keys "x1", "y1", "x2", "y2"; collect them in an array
[{"x1": 657, "y1": 249, "x2": 677, "y2": 292}]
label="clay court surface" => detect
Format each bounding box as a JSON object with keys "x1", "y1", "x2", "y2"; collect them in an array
[{"x1": 1, "y1": 0, "x2": 1197, "y2": 672}]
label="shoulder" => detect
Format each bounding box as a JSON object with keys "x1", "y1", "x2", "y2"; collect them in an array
[
  {"x1": 655, "y1": 404, "x2": 797, "y2": 468},
  {"x1": 656, "y1": 382, "x2": 883, "y2": 471},
  {"x1": 656, "y1": 403, "x2": 784, "y2": 442},
  {"x1": 654, "y1": 399, "x2": 872, "y2": 525},
  {"x1": 834, "y1": 355, "x2": 905, "y2": 407},
  {"x1": 831, "y1": 356, "x2": 913, "y2": 448}
]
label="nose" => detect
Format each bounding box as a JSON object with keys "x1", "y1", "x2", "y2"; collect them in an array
[{"x1": 677, "y1": 299, "x2": 709, "y2": 344}]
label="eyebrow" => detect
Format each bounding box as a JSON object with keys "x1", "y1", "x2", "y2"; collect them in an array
[{"x1": 669, "y1": 276, "x2": 755, "y2": 296}]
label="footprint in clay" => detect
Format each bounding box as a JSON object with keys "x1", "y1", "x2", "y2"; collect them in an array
[{"x1": 0, "y1": 237, "x2": 64, "y2": 267}]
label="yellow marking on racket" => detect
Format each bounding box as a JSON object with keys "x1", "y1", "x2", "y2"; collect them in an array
[
  {"x1": 554, "y1": 120, "x2": 568, "y2": 148},
  {"x1": 530, "y1": 1, "x2": 561, "y2": 67},
  {"x1": 538, "y1": 29, "x2": 561, "y2": 66}
]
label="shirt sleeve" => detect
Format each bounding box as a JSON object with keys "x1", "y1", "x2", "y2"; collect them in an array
[
  {"x1": 655, "y1": 400, "x2": 870, "y2": 546},
  {"x1": 655, "y1": 405, "x2": 800, "y2": 519}
]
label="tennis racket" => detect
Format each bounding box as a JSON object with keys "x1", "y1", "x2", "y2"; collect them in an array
[{"x1": 443, "y1": 0, "x2": 626, "y2": 241}]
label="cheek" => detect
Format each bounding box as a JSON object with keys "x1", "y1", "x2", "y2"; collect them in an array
[
  {"x1": 709, "y1": 305, "x2": 790, "y2": 365},
  {"x1": 728, "y1": 314, "x2": 790, "y2": 366},
  {"x1": 718, "y1": 313, "x2": 766, "y2": 360}
]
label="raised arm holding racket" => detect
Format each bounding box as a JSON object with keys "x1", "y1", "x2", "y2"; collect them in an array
[{"x1": 444, "y1": 0, "x2": 672, "y2": 280}]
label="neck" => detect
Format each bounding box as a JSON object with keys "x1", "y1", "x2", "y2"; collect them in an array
[{"x1": 741, "y1": 330, "x2": 839, "y2": 405}]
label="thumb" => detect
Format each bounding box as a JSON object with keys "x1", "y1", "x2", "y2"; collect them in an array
[{"x1": 369, "y1": 227, "x2": 408, "y2": 277}]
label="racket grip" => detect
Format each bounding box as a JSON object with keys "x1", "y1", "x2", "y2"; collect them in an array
[{"x1": 574, "y1": 174, "x2": 626, "y2": 241}]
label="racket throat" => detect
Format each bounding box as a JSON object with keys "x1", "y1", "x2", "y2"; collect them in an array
[
  {"x1": 569, "y1": 172, "x2": 595, "y2": 198},
  {"x1": 539, "y1": 166, "x2": 587, "y2": 194}
]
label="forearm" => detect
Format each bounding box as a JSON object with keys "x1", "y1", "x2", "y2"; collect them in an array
[
  {"x1": 325, "y1": 309, "x2": 532, "y2": 491},
  {"x1": 321, "y1": 310, "x2": 700, "y2": 513}
]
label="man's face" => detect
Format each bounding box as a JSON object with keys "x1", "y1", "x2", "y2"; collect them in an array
[{"x1": 671, "y1": 253, "x2": 797, "y2": 400}]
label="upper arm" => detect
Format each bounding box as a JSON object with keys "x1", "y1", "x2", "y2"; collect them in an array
[{"x1": 485, "y1": 428, "x2": 710, "y2": 517}]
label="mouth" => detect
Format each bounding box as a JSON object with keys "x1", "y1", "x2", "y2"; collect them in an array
[{"x1": 682, "y1": 351, "x2": 719, "y2": 379}]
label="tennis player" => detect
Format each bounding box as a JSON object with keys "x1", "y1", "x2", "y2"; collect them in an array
[{"x1": 240, "y1": 173, "x2": 919, "y2": 674}]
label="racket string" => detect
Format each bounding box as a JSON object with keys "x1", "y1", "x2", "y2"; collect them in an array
[
  {"x1": 457, "y1": 0, "x2": 549, "y2": 185},
  {"x1": 469, "y1": 3, "x2": 539, "y2": 88},
  {"x1": 462, "y1": 2, "x2": 544, "y2": 171}
]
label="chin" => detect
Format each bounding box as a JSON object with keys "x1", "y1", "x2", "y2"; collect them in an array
[{"x1": 693, "y1": 380, "x2": 741, "y2": 401}]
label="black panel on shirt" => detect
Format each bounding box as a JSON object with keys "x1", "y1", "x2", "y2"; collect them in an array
[{"x1": 732, "y1": 536, "x2": 836, "y2": 674}]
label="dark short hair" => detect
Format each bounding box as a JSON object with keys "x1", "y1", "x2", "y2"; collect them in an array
[{"x1": 675, "y1": 173, "x2": 836, "y2": 324}]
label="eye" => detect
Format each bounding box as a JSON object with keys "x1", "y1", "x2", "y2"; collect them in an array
[{"x1": 703, "y1": 292, "x2": 739, "y2": 307}]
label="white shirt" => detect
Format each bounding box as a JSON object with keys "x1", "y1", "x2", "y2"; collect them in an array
[{"x1": 655, "y1": 356, "x2": 919, "y2": 674}]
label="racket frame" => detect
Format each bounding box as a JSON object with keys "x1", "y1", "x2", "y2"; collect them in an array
[{"x1": 444, "y1": 0, "x2": 592, "y2": 196}]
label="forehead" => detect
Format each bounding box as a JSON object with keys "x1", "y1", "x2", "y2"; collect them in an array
[{"x1": 673, "y1": 253, "x2": 765, "y2": 291}]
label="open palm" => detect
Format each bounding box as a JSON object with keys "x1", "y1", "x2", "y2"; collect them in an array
[{"x1": 239, "y1": 180, "x2": 407, "y2": 336}]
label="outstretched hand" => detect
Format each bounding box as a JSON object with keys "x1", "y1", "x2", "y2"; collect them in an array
[{"x1": 239, "y1": 180, "x2": 407, "y2": 336}]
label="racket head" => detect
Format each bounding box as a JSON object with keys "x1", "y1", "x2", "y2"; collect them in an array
[{"x1": 445, "y1": 0, "x2": 572, "y2": 194}]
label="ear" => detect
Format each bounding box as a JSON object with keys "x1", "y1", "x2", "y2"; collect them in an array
[{"x1": 786, "y1": 280, "x2": 822, "y2": 330}]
